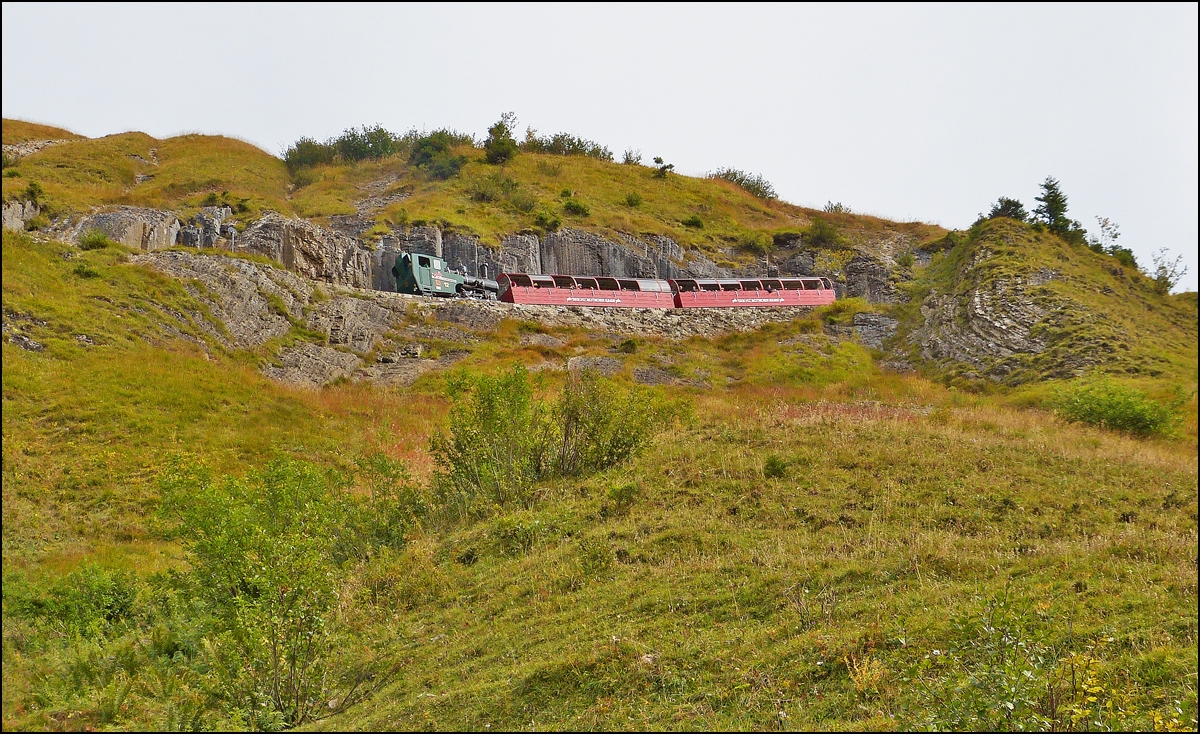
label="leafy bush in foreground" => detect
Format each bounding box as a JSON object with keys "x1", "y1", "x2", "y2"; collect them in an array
[
  {"x1": 1054, "y1": 379, "x2": 1182, "y2": 437},
  {"x1": 430, "y1": 366, "x2": 674, "y2": 518}
]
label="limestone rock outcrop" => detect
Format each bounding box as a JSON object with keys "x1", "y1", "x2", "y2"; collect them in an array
[
  {"x1": 2, "y1": 200, "x2": 39, "y2": 231},
  {"x1": 236, "y1": 212, "x2": 375, "y2": 289},
  {"x1": 64, "y1": 207, "x2": 181, "y2": 251}
]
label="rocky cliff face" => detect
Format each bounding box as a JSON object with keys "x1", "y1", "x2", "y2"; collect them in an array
[
  {"x1": 131, "y1": 250, "x2": 837, "y2": 387},
  {"x1": 236, "y1": 212, "x2": 376, "y2": 289},
  {"x1": 60, "y1": 207, "x2": 182, "y2": 251}
]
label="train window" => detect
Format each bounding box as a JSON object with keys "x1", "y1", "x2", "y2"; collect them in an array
[
  {"x1": 700, "y1": 281, "x2": 721, "y2": 291},
  {"x1": 508, "y1": 274, "x2": 533, "y2": 287},
  {"x1": 636, "y1": 279, "x2": 670, "y2": 293},
  {"x1": 418, "y1": 256, "x2": 431, "y2": 268},
  {"x1": 552, "y1": 275, "x2": 576, "y2": 288},
  {"x1": 618, "y1": 279, "x2": 640, "y2": 291},
  {"x1": 531, "y1": 276, "x2": 555, "y2": 289},
  {"x1": 720, "y1": 281, "x2": 742, "y2": 291},
  {"x1": 821, "y1": 278, "x2": 833, "y2": 289},
  {"x1": 762, "y1": 279, "x2": 783, "y2": 291},
  {"x1": 596, "y1": 277, "x2": 620, "y2": 291},
  {"x1": 671, "y1": 279, "x2": 697, "y2": 292},
  {"x1": 781, "y1": 279, "x2": 803, "y2": 290},
  {"x1": 739, "y1": 280, "x2": 762, "y2": 290},
  {"x1": 800, "y1": 279, "x2": 816, "y2": 290},
  {"x1": 576, "y1": 277, "x2": 598, "y2": 290}
]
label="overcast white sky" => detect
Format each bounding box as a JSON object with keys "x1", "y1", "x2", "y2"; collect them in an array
[{"x1": 3, "y1": 2, "x2": 1197, "y2": 290}]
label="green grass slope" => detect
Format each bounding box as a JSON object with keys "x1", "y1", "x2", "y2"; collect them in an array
[
  {"x1": 888, "y1": 218, "x2": 1199, "y2": 387},
  {"x1": 3, "y1": 118, "x2": 940, "y2": 270},
  {"x1": 3, "y1": 226, "x2": 1197, "y2": 730}
]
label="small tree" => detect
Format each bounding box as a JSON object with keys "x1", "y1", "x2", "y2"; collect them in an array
[
  {"x1": 987, "y1": 197, "x2": 1028, "y2": 222},
  {"x1": 1148, "y1": 247, "x2": 1188, "y2": 295},
  {"x1": 1032, "y1": 177, "x2": 1088, "y2": 245},
  {"x1": 1087, "y1": 216, "x2": 1120, "y2": 253},
  {"x1": 652, "y1": 157, "x2": 674, "y2": 178},
  {"x1": 484, "y1": 112, "x2": 520, "y2": 166}
]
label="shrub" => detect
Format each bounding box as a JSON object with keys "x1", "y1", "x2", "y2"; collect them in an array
[
  {"x1": 521, "y1": 129, "x2": 614, "y2": 161},
  {"x1": 624, "y1": 192, "x2": 643, "y2": 207},
  {"x1": 622, "y1": 149, "x2": 642, "y2": 165},
  {"x1": 469, "y1": 172, "x2": 518, "y2": 202},
  {"x1": 1054, "y1": 379, "x2": 1182, "y2": 437},
  {"x1": 823, "y1": 201, "x2": 850, "y2": 213},
  {"x1": 23, "y1": 214, "x2": 50, "y2": 231},
  {"x1": 283, "y1": 136, "x2": 336, "y2": 171},
  {"x1": 617, "y1": 338, "x2": 638, "y2": 353},
  {"x1": 710, "y1": 167, "x2": 778, "y2": 200},
  {"x1": 22, "y1": 181, "x2": 44, "y2": 205},
  {"x1": 4, "y1": 167, "x2": 19, "y2": 178},
  {"x1": 986, "y1": 196, "x2": 1028, "y2": 222},
  {"x1": 652, "y1": 157, "x2": 674, "y2": 178},
  {"x1": 763, "y1": 454, "x2": 787, "y2": 479},
  {"x1": 533, "y1": 209, "x2": 562, "y2": 231},
  {"x1": 430, "y1": 366, "x2": 671, "y2": 519},
  {"x1": 736, "y1": 232, "x2": 771, "y2": 256},
  {"x1": 73, "y1": 263, "x2": 101, "y2": 278},
  {"x1": 563, "y1": 199, "x2": 590, "y2": 216},
  {"x1": 74, "y1": 231, "x2": 107, "y2": 253},
  {"x1": 334, "y1": 125, "x2": 396, "y2": 162},
  {"x1": 897, "y1": 252, "x2": 915, "y2": 268},
  {"x1": 159, "y1": 458, "x2": 390, "y2": 727},
  {"x1": 682, "y1": 215, "x2": 703, "y2": 229},
  {"x1": 484, "y1": 112, "x2": 519, "y2": 165},
  {"x1": 409, "y1": 130, "x2": 470, "y2": 179},
  {"x1": 509, "y1": 190, "x2": 538, "y2": 213},
  {"x1": 803, "y1": 217, "x2": 843, "y2": 248}
]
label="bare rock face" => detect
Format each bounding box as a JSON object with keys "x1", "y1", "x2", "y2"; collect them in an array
[
  {"x1": 133, "y1": 250, "x2": 310, "y2": 348},
  {"x1": 65, "y1": 207, "x2": 181, "y2": 251},
  {"x1": 2, "y1": 200, "x2": 39, "y2": 232},
  {"x1": 305, "y1": 296, "x2": 396, "y2": 353},
  {"x1": 237, "y1": 212, "x2": 375, "y2": 289},
  {"x1": 262, "y1": 342, "x2": 362, "y2": 387},
  {"x1": 852, "y1": 312, "x2": 900, "y2": 349},
  {"x1": 907, "y1": 262, "x2": 1070, "y2": 378},
  {"x1": 844, "y1": 255, "x2": 899, "y2": 304}
]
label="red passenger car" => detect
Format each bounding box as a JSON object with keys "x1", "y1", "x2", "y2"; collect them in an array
[
  {"x1": 670, "y1": 277, "x2": 835, "y2": 308},
  {"x1": 498, "y1": 274, "x2": 675, "y2": 308},
  {"x1": 498, "y1": 273, "x2": 836, "y2": 309}
]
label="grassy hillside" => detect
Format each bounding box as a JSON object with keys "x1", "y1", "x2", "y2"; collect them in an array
[
  {"x1": 1, "y1": 119, "x2": 84, "y2": 145},
  {"x1": 2, "y1": 119, "x2": 1197, "y2": 731},
  {"x1": 889, "y1": 218, "x2": 1199, "y2": 386},
  {"x1": 2, "y1": 118, "x2": 940, "y2": 269},
  {"x1": 3, "y1": 228, "x2": 1196, "y2": 730}
]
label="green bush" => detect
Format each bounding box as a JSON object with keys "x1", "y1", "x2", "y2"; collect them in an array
[
  {"x1": 736, "y1": 231, "x2": 771, "y2": 256},
  {"x1": 283, "y1": 136, "x2": 336, "y2": 171},
  {"x1": 159, "y1": 458, "x2": 392, "y2": 727},
  {"x1": 521, "y1": 130, "x2": 613, "y2": 161},
  {"x1": 1054, "y1": 379, "x2": 1182, "y2": 437},
  {"x1": 803, "y1": 217, "x2": 843, "y2": 248},
  {"x1": 469, "y1": 172, "x2": 518, "y2": 202},
  {"x1": 710, "y1": 167, "x2": 778, "y2": 200},
  {"x1": 563, "y1": 199, "x2": 590, "y2": 216},
  {"x1": 509, "y1": 189, "x2": 538, "y2": 213},
  {"x1": 430, "y1": 366, "x2": 671, "y2": 519},
  {"x1": 23, "y1": 181, "x2": 44, "y2": 204},
  {"x1": 682, "y1": 215, "x2": 703, "y2": 229},
  {"x1": 763, "y1": 454, "x2": 787, "y2": 479},
  {"x1": 484, "y1": 112, "x2": 519, "y2": 165},
  {"x1": 624, "y1": 192, "x2": 643, "y2": 207},
  {"x1": 533, "y1": 208, "x2": 562, "y2": 231},
  {"x1": 409, "y1": 130, "x2": 471, "y2": 180}
]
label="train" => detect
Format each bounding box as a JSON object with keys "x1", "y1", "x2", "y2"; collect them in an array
[{"x1": 392, "y1": 251, "x2": 836, "y2": 308}]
